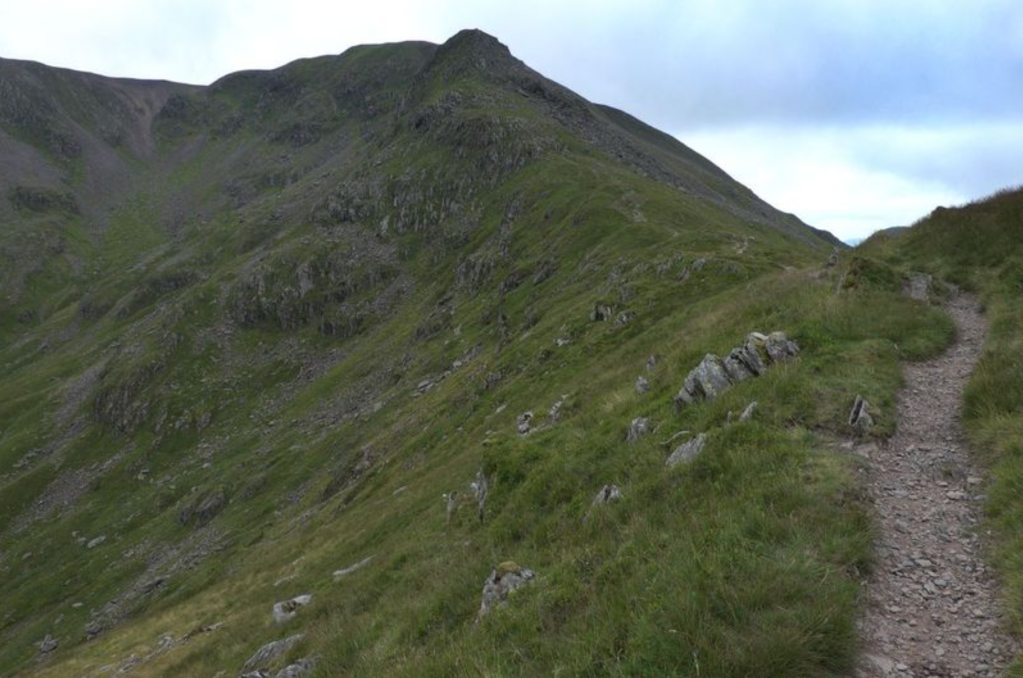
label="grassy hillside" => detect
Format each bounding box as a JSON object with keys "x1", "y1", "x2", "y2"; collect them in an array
[
  {"x1": 865, "y1": 186, "x2": 1023, "y2": 671},
  {"x1": 0, "y1": 29, "x2": 957, "y2": 677}
]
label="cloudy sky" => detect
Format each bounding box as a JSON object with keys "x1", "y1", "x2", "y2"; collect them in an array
[{"x1": 2, "y1": 0, "x2": 1020, "y2": 242}]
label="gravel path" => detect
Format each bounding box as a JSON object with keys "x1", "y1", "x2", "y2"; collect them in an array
[{"x1": 857, "y1": 293, "x2": 1019, "y2": 677}]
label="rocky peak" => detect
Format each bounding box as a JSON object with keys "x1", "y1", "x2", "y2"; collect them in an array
[{"x1": 426, "y1": 28, "x2": 521, "y2": 80}]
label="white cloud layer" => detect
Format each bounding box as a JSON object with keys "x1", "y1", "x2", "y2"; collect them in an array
[{"x1": 1, "y1": 0, "x2": 1020, "y2": 241}]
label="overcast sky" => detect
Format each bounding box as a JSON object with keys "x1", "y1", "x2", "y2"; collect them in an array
[{"x1": 2, "y1": 0, "x2": 1020, "y2": 242}]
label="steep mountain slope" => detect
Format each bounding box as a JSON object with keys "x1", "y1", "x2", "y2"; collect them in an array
[{"x1": 0, "y1": 30, "x2": 956, "y2": 677}]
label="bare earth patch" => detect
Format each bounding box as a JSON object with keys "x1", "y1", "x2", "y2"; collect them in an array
[{"x1": 857, "y1": 293, "x2": 1019, "y2": 677}]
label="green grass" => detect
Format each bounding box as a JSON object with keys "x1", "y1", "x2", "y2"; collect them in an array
[
  {"x1": 863, "y1": 185, "x2": 1023, "y2": 672},
  {"x1": 0, "y1": 35, "x2": 958, "y2": 677}
]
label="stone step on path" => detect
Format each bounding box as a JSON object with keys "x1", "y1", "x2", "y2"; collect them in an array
[{"x1": 856, "y1": 293, "x2": 1019, "y2": 677}]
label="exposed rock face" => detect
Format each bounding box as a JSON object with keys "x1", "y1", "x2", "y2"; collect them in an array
[
  {"x1": 674, "y1": 354, "x2": 732, "y2": 408},
  {"x1": 477, "y1": 561, "x2": 535, "y2": 622},
  {"x1": 548, "y1": 395, "x2": 568, "y2": 424},
  {"x1": 471, "y1": 467, "x2": 489, "y2": 522},
  {"x1": 904, "y1": 271, "x2": 932, "y2": 302},
  {"x1": 592, "y1": 484, "x2": 622, "y2": 505},
  {"x1": 635, "y1": 376, "x2": 650, "y2": 394},
  {"x1": 849, "y1": 395, "x2": 874, "y2": 432},
  {"x1": 626, "y1": 417, "x2": 650, "y2": 443},
  {"x1": 590, "y1": 303, "x2": 615, "y2": 322},
  {"x1": 666, "y1": 433, "x2": 707, "y2": 467},
  {"x1": 674, "y1": 331, "x2": 799, "y2": 410},
  {"x1": 765, "y1": 331, "x2": 800, "y2": 363},
  {"x1": 241, "y1": 634, "x2": 304, "y2": 673},
  {"x1": 613, "y1": 310, "x2": 635, "y2": 327},
  {"x1": 86, "y1": 535, "x2": 106, "y2": 549},
  {"x1": 273, "y1": 656, "x2": 318, "y2": 677},
  {"x1": 272, "y1": 594, "x2": 312, "y2": 623},
  {"x1": 516, "y1": 411, "x2": 533, "y2": 435},
  {"x1": 738, "y1": 401, "x2": 758, "y2": 423},
  {"x1": 333, "y1": 556, "x2": 374, "y2": 581},
  {"x1": 179, "y1": 488, "x2": 227, "y2": 528},
  {"x1": 36, "y1": 634, "x2": 58, "y2": 654}
]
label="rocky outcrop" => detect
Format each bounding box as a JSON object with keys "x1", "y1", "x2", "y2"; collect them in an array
[
  {"x1": 739, "y1": 401, "x2": 757, "y2": 423},
  {"x1": 36, "y1": 634, "x2": 58, "y2": 654},
  {"x1": 666, "y1": 433, "x2": 707, "y2": 467},
  {"x1": 675, "y1": 331, "x2": 799, "y2": 410},
  {"x1": 241, "y1": 634, "x2": 304, "y2": 673},
  {"x1": 273, "y1": 657, "x2": 318, "y2": 677},
  {"x1": 592, "y1": 484, "x2": 622, "y2": 505},
  {"x1": 476, "y1": 562, "x2": 535, "y2": 622},
  {"x1": 626, "y1": 417, "x2": 651, "y2": 443},
  {"x1": 471, "y1": 467, "x2": 489, "y2": 523},
  {"x1": 849, "y1": 395, "x2": 874, "y2": 432},
  {"x1": 516, "y1": 411, "x2": 533, "y2": 435},
  {"x1": 333, "y1": 556, "x2": 374, "y2": 581},
  {"x1": 635, "y1": 376, "x2": 650, "y2": 394},
  {"x1": 590, "y1": 303, "x2": 615, "y2": 322},
  {"x1": 675, "y1": 354, "x2": 731, "y2": 408},
  {"x1": 272, "y1": 595, "x2": 312, "y2": 623},
  {"x1": 179, "y1": 488, "x2": 227, "y2": 528},
  {"x1": 904, "y1": 272, "x2": 932, "y2": 302}
]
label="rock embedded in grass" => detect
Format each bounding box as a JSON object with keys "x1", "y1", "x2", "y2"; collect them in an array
[
  {"x1": 666, "y1": 433, "x2": 707, "y2": 467},
  {"x1": 674, "y1": 331, "x2": 799, "y2": 410},
  {"x1": 592, "y1": 484, "x2": 623, "y2": 505},
  {"x1": 36, "y1": 634, "x2": 58, "y2": 654},
  {"x1": 333, "y1": 555, "x2": 374, "y2": 581},
  {"x1": 626, "y1": 417, "x2": 651, "y2": 443},
  {"x1": 849, "y1": 395, "x2": 874, "y2": 432},
  {"x1": 272, "y1": 595, "x2": 312, "y2": 623},
  {"x1": 471, "y1": 467, "x2": 489, "y2": 522},
  {"x1": 241, "y1": 633, "x2": 304, "y2": 673},
  {"x1": 476, "y1": 561, "x2": 535, "y2": 622}
]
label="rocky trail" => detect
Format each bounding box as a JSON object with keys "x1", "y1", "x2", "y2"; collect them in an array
[{"x1": 857, "y1": 293, "x2": 1019, "y2": 677}]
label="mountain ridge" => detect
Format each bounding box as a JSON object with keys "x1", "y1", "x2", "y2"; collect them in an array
[{"x1": 0, "y1": 28, "x2": 892, "y2": 677}]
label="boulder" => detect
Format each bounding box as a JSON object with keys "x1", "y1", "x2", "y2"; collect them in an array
[
  {"x1": 590, "y1": 303, "x2": 615, "y2": 322},
  {"x1": 723, "y1": 336, "x2": 767, "y2": 381},
  {"x1": 272, "y1": 595, "x2": 312, "y2": 624},
  {"x1": 241, "y1": 634, "x2": 304, "y2": 673},
  {"x1": 275, "y1": 657, "x2": 318, "y2": 677},
  {"x1": 849, "y1": 395, "x2": 874, "y2": 432},
  {"x1": 674, "y1": 354, "x2": 731, "y2": 409},
  {"x1": 635, "y1": 376, "x2": 650, "y2": 394},
  {"x1": 613, "y1": 310, "x2": 635, "y2": 327},
  {"x1": 516, "y1": 411, "x2": 533, "y2": 435},
  {"x1": 477, "y1": 561, "x2": 535, "y2": 622},
  {"x1": 626, "y1": 417, "x2": 651, "y2": 443},
  {"x1": 765, "y1": 331, "x2": 800, "y2": 363},
  {"x1": 36, "y1": 634, "x2": 58, "y2": 654},
  {"x1": 85, "y1": 535, "x2": 106, "y2": 549},
  {"x1": 592, "y1": 484, "x2": 623, "y2": 505},
  {"x1": 738, "y1": 401, "x2": 758, "y2": 423},
  {"x1": 905, "y1": 272, "x2": 932, "y2": 302},
  {"x1": 666, "y1": 433, "x2": 707, "y2": 467}
]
